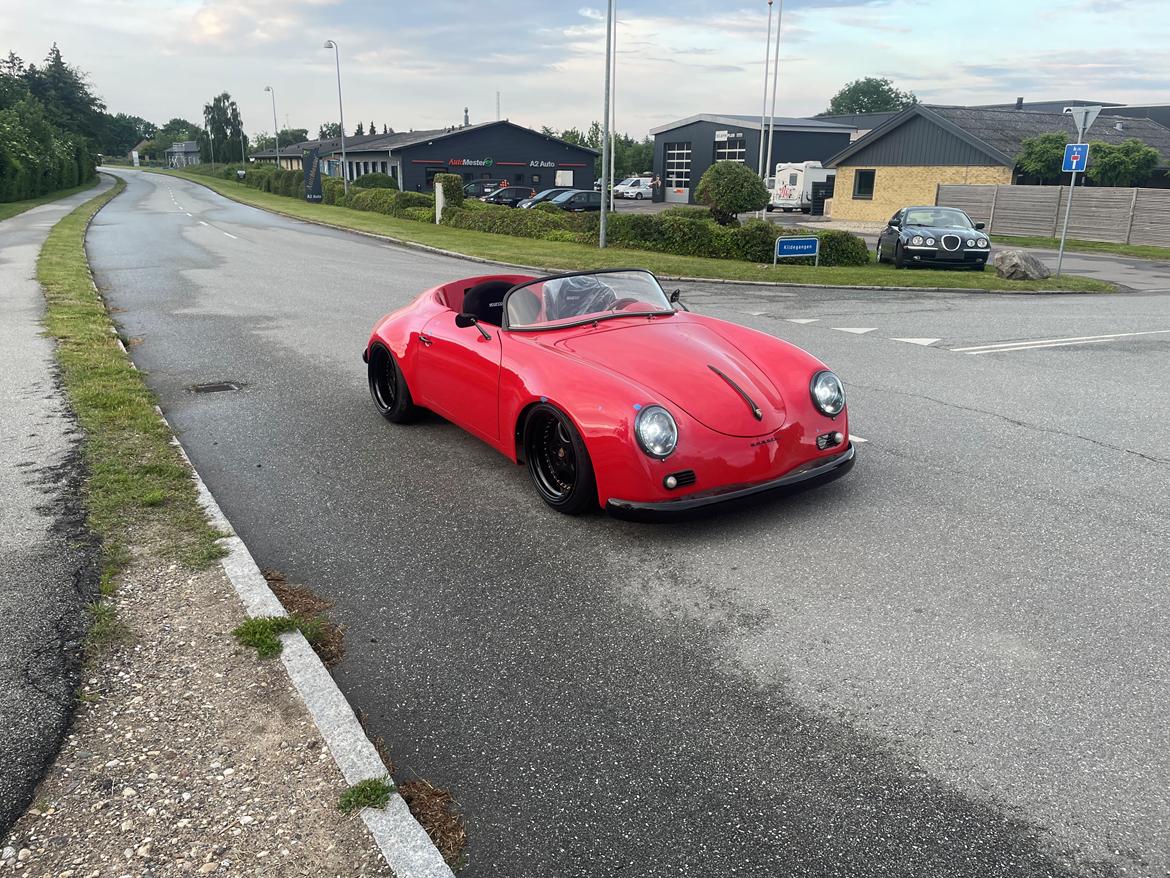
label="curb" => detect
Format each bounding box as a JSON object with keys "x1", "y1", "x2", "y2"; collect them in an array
[
  {"x1": 150, "y1": 170, "x2": 1113, "y2": 296},
  {"x1": 89, "y1": 178, "x2": 455, "y2": 878}
]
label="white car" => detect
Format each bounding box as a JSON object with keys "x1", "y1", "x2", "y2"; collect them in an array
[{"x1": 613, "y1": 177, "x2": 654, "y2": 199}]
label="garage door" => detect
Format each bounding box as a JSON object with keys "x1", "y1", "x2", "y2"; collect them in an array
[{"x1": 665, "y1": 142, "x2": 691, "y2": 203}]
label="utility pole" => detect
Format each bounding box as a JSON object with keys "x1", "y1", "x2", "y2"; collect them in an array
[
  {"x1": 609, "y1": 13, "x2": 617, "y2": 213},
  {"x1": 756, "y1": 0, "x2": 774, "y2": 178},
  {"x1": 763, "y1": 0, "x2": 784, "y2": 184},
  {"x1": 599, "y1": 0, "x2": 615, "y2": 248},
  {"x1": 324, "y1": 40, "x2": 348, "y2": 193}
]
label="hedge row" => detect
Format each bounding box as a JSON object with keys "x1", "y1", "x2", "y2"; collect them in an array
[
  {"x1": 178, "y1": 162, "x2": 867, "y2": 267},
  {"x1": 0, "y1": 97, "x2": 95, "y2": 202}
]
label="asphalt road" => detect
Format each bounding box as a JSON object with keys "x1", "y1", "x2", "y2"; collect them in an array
[
  {"x1": 0, "y1": 177, "x2": 110, "y2": 832},
  {"x1": 89, "y1": 169, "x2": 1170, "y2": 877}
]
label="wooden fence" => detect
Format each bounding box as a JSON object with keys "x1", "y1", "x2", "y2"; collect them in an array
[{"x1": 936, "y1": 184, "x2": 1170, "y2": 247}]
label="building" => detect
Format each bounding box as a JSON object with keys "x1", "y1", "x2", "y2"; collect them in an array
[
  {"x1": 824, "y1": 104, "x2": 1170, "y2": 221},
  {"x1": 251, "y1": 133, "x2": 386, "y2": 170},
  {"x1": 648, "y1": 113, "x2": 853, "y2": 203},
  {"x1": 164, "y1": 141, "x2": 201, "y2": 168},
  {"x1": 314, "y1": 120, "x2": 598, "y2": 192},
  {"x1": 808, "y1": 112, "x2": 901, "y2": 142}
]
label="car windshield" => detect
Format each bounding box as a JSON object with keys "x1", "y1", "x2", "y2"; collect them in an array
[
  {"x1": 505, "y1": 270, "x2": 674, "y2": 329},
  {"x1": 903, "y1": 208, "x2": 974, "y2": 229},
  {"x1": 533, "y1": 189, "x2": 562, "y2": 200},
  {"x1": 617, "y1": 177, "x2": 637, "y2": 186},
  {"x1": 550, "y1": 190, "x2": 577, "y2": 203}
]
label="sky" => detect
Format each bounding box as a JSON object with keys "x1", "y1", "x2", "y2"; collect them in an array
[{"x1": 3, "y1": 0, "x2": 1168, "y2": 141}]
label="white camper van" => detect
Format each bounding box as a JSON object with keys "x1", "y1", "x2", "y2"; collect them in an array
[{"x1": 768, "y1": 161, "x2": 835, "y2": 213}]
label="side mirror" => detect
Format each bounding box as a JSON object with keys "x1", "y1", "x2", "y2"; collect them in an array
[
  {"x1": 975, "y1": 221, "x2": 986, "y2": 230},
  {"x1": 669, "y1": 289, "x2": 682, "y2": 303},
  {"x1": 669, "y1": 289, "x2": 689, "y2": 312},
  {"x1": 456, "y1": 312, "x2": 492, "y2": 340},
  {"x1": 889, "y1": 218, "x2": 901, "y2": 228}
]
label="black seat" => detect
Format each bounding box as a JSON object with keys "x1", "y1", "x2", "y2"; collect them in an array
[{"x1": 461, "y1": 280, "x2": 513, "y2": 327}]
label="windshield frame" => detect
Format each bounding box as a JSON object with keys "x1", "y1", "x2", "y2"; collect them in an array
[
  {"x1": 903, "y1": 207, "x2": 975, "y2": 229},
  {"x1": 501, "y1": 268, "x2": 677, "y2": 332}
]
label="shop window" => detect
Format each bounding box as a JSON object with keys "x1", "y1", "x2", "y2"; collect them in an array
[
  {"x1": 714, "y1": 135, "x2": 746, "y2": 163},
  {"x1": 532, "y1": 174, "x2": 541, "y2": 185},
  {"x1": 514, "y1": 173, "x2": 524, "y2": 183},
  {"x1": 853, "y1": 169, "x2": 875, "y2": 199},
  {"x1": 555, "y1": 169, "x2": 574, "y2": 187}
]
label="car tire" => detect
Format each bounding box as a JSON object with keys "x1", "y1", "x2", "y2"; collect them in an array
[
  {"x1": 523, "y1": 404, "x2": 597, "y2": 515},
  {"x1": 766, "y1": 205, "x2": 774, "y2": 212},
  {"x1": 368, "y1": 344, "x2": 418, "y2": 424},
  {"x1": 875, "y1": 244, "x2": 887, "y2": 264},
  {"x1": 635, "y1": 192, "x2": 643, "y2": 200},
  {"x1": 893, "y1": 242, "x2": 907, "y2": 269}
]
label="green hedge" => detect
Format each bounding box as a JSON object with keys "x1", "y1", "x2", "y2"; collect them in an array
[
  {"x1": 353, "y1": 172, "x2": 399, "y2": 190},
  {"x1": 440, "y1": 204, "x2": 571, "y2": 239},
  {"x1": 433, "y1": 172, "x2": 464, "y2": 208},
  {"x1": 0, "y1": 96, "x2": 95, "y2": 202}
]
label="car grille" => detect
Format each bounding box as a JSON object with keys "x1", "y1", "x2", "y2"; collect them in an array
[
  {"x1": 665, "y1": 470, "x2": 696, "y2": 489},
  {"x1": 941, "y1": 234, "x2": 961, "y2": 252}
]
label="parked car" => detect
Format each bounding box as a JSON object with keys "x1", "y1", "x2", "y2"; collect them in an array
[
  {"x1": 550, "y1": 189, "x2": 602, "y2": 212},
  {"x1": 517, "y1": 188, "x2": 573, "y2": 209},
  {"x1": 482, "y1": 186, "x2": 536, "y2": 208},
  {"x1": 876, "y1": 206, "x2": 991, "y2": 270},
  {"x1": 364, "y1": 269, "x2": 855, "y2": 515},
  {"x1": 463, "y1": 179, "x2": 507, "y2": 198},
  {"x1": 614, "y1": 176, "x2": 654, "y2": 199},
  {"x1": 767, "y1": 161, "x2": 834, "y2": 213}
]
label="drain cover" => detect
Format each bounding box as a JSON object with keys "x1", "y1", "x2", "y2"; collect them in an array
[{"x1": 191, "y1": 381, "x2": 241, "y2": 393}]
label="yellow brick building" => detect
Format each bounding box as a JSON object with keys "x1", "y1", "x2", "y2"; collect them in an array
[{"x1": 831, "y1": 165, "x2": 1012, "y2": 222}]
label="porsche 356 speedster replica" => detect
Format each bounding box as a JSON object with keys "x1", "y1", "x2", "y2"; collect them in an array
[{"x1": 363, "y1": 269, "x2": 854, "y2": 515}]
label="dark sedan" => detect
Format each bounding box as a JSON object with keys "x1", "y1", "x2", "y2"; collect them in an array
[
  {"x1": 517, "y1": 188, "x2": 573, "y2": 209},
  {"x1": 550, "y1": 190, "x2": 602, "y2": 212},
  {"x1": 482, "y1": 186, "x2": 536, "y2": 208},
  {"x1": 876, "y1": 206, "x2": 991, "y2": 270}
]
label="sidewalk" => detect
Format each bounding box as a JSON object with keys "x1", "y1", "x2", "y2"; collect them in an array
[{"x1": 0, "y1": 179, "x2": 113, "y2": 834}]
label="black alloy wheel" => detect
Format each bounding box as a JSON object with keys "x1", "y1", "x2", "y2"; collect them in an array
[
  {"x1": 875, "y1": 241, "x2": 887, "y2": 264},
  {"x1": 523, "y1": 404, "x2": 596, "y2": 514},
  {"x1": 368, "y1": 344, "x2": 418, "y2": 423}
]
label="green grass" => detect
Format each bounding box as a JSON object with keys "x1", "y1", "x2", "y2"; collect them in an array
[
  {"x1": 338, "y1": 777, "x2": 396, "y2": 814},
  {"x1": 37, "y1": 176, "x2": 227, "y2": 655},
  {"x1": 232, "y1": 615, "x2": 326, "y2": 659},
  {"x1": 0, "y1": 177, "x2": 100, "y2": 222},
  {"x1": 991, "y1": 234, "x2": 1170, "y2": 262},
  {"x1": 156, "y1": 170, "x2": 1113, "y2": 293}
]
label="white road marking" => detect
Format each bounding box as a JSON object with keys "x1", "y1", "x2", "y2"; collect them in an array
[
  {"x1": 198, "y1": 220, "x2": 208, "y2": 226},
  {"x1": 851, "y1": 435, "x2": 868, "y2": 443},
  {"x1": 184, "y1": 212, "x2": 192, "y2": 217},
  {"x1": 953, "y1": 328, "x2": 1170, "y2": 353},
  {"x1": 967, "y1": 338, "x2": 1111, "y2": 355},
  {"x1": 747, "y1": 310, "x2": 766, "y2": 316},
  {"x1": 222, "y1": 231, "x2": 237, "y2": 239},
  {"x1": 786, "y1": 318, "x2": 819, "y2": 324},
  {"x1": 891, "y1": 337, "x2": 940, "y2": 346},
  {"x1": 833, "y1": 327, "x2": 876, "y2": 335}
]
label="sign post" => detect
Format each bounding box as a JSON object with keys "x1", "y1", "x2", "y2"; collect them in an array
[
  {"x1": 1056, "y1": 105, "x2": 1102, "y2": 276},
  {"x1": 302, "y1": 148, "x2": 323, "y2": 202},
  {"x1": 774, "y1": 235, "x2": 819, "y2": 266}
]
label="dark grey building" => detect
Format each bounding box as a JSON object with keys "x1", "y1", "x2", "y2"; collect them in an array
[
  {"x1": 315, "y1": 121, "x2": 598, "y2": 192},
  {"x1": 648, "y1": 113, "x2": 853, "y2": 203}
]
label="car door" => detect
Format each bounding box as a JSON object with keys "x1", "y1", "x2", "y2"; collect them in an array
[
  {"x1": 415, "y1": 312, "x2": 502, "y2": 443},
  {"x1": 879, "y1": 210, "x2": 902, "y2": 258}
]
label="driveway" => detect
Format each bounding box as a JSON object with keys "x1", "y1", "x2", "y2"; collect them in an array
[
  {"x1": 0, "y1": 177, "x2": 110, "y2": 833},
  {"x1": 88, "y1": 168, "x2": 1170, "y2": 877}
]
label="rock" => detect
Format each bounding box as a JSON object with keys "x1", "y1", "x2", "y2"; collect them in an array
[
  {"x1": 122, "y1": 787, "x2": 138, "y2": 799},
  {"x1": 198, "y1": 863, "x2": 218, "y2": 874},
  {"x1": 18, "y1": 848, "x2": 32, "y2": 861},
  {"x1": 136, "y1": 843, "x2": 152, "y2": 858},
  {"x1": 2, "y1": 846, "x2": 16, "y2": 861},
  {"x1": 993, "y1": 249, "x2": 1051, "y2": 281}
]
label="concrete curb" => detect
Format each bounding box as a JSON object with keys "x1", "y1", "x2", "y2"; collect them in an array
[
  {"x1": 90, "y1": 177, "x2": 455, "y2": 878},
  {"x1": 153, "y1": 170, "x2": 1114, "y2": 296}
]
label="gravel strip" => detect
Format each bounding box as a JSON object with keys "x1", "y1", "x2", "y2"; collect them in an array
[{"x1": 0, "y1": 550, "x2": 393, "y2": 877}]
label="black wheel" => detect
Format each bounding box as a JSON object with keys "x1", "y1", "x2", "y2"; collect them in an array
[
  {"x1": 875, "y1": 242, "x2": 887, "y2": 264},
  {"x1": 765, "y1": 205, "x2": 774, "y2": 213},
  {"x1": 893, "y1": 242, "x2": 907, "y2": 269},
  {"x1": 523, "y1": 404, "x2": 596, "y2": 514},
  {"x1": 368, "y1": 344, "x2": 418, "y2": 423}
]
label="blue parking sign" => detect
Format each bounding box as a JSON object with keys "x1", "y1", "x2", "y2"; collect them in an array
[{"x1": 1063, "y1": 143, "x2": 1089, "y2": 173}]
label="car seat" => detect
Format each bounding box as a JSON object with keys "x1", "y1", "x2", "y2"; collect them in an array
[{"x1": 461, "y1": 280, "x2": 513, "y2": 327}]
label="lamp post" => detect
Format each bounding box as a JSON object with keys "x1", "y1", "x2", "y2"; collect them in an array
[
  {"x1": 598, "y1": 0, "x2": 615, "y2": 248},
  {"x1": 264, "y1": 85, "x2": 280, "y2": 169},
  {"x1": 763, "y1": 0, "x2": 784, "y2": 183},
  {"x1": 323, "y1": 39, "x2": 348, "y2": 194},
  {"x1": 756, "y1": 0, "x2": 774, "y2": 178}
]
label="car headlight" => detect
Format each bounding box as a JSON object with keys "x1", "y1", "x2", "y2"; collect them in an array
[
  {"x1": 635, "y1": 405, "x2": 677, "y2": 458},
  {"x1": 810, "y1": 371, "x2": 846, "y2": 417},
  {"x1": 911, "y1": 235, "x2": 924, "y2": 245},
  {"x1": 925, "y1": 237, "x2": 935, "y2": 245},
  {"x1": 966, "y1": 238, "x2": 976, "y2": 247},
  {"x1": 978, "y1": 238, "x2": 989, "y2": 248}
]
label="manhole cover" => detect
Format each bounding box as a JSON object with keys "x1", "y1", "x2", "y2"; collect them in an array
[{"x1": 191, "y1": 381, "x2": 241, "y2": 393}]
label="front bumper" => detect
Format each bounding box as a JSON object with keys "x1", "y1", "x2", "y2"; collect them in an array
[
  {"x1": 605, "y1": 443, "x2": 855, "y2": 516},
  {"x1": 903, "y1": 245, "x2": 989, "y2": 267}
]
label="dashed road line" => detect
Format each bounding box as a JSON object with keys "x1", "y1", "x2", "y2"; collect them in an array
[
  {"x1": 786, "y1": 318, "x2": 819, "y2": 324},
  {"x1": 891, "y1": 337, "x2": 940, "y2": 346},
  {"x1": 953, "y1": 329, "x2": 1170, "y2": 354},
  {"x1": 222, "y1": 232, "x2": 237, "y2": 239},
  {"x1": 851, "y1": 434, "x2": 868, "y2": 443},
  {"x1": 833, "y1": 327, "x2": 876, "y2": 335},
  {"x1": 198, "y1": 220, "x2": 209, "y2": 226}
]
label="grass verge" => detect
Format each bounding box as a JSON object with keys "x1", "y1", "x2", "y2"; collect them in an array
[
  {"x1": 0, "y1": 177, "x2": 100, "y2": 222},
  {"x1": 156, "y1": 170, "x2": 1112, "y2": 292},
  {"x1": 37, "y1": 175, "x2": 226, "y2": 654},
  {"x1": 992, "y1": 233, "x2": 1170, "y2": 262},
  {"x1": 338, "y1": 777, "x2": 395, "y2": 814},
  {"x1": 231, "y1": 615, "x2": 329, "y2": 659}
]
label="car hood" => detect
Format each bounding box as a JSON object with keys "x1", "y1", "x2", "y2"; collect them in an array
[
  {"x1": 902, "y1": 225, "x2": 981, "y2": 239},
  {"x1": 552, "y1": 320, "x2": 786, "y2": 437}
]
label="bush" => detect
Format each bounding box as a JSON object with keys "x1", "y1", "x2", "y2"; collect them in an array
[
  {"x1": 402, "y1": 206, "x2": 436, "y2": 223},
  {"x1": 396, "y1": 191, "x2": 435, "y2": 209},
  {"x1": 321, "y1": 177, "x2": 346, "y2": 205},
  {"x1": 659, "y1": 204, "x2": 710, "y2": 220},
  {"x1": 541, "y1": 229, "x2": 587, "y2": 244},
  {"x1": 440, "y1": 204, "x2": 570, "y2": 239},
  {"x1": 533, "y1": 201, "x2": 564, "y2": 215},
  {"x1": 353, "y1": 172, "x2": 399, "y2": 190},
  {"x1": 694, "y1": 161, "x2": 770, "y2": 225},
  {"x1": 433, "y1": 173, "x2": 464, "y2": 208}
]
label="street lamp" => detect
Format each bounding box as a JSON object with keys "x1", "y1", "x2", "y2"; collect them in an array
[
  {"x1": 598, "y1": 0, "x2": 615, "y2": 248},
  {"x1": 756, "y1": 0, "x2": 774, "y2": 178},
  {"x1": 323, "y1": 39, "x2": 348, "y2": 194},
  {"x1": 763, "y1": 0, "x2": 784, "y2": 183},
  {"x1": 264, "y1": 85, "x2": 280, "y2": 169}
]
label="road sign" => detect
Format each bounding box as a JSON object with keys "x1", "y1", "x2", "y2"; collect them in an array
[
  {"x1": 1062, "y1": 143, "x2": 1089, "y2": 173},
  {"x1": 774, "y1": 236, "x2": 820, "y2": 266}
]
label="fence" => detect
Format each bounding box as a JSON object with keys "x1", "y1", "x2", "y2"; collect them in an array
[{"x1": 936, "y1": 184, "x2": 1170, "y2": 247}]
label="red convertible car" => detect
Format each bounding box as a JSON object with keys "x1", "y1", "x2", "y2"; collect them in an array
[{"x1": 364, "y1": 269, "x2": 854, "y2": 515}]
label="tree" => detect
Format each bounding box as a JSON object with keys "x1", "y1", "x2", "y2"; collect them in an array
[
  {"x1": 99, "y1": 113, "x2": 155, "y2": 156},
  {"x1": 354, "y1": 121, "x2": 364, "y2": 136},
  {"x1": 250, "y1": 128, "x2": 308, "y2": 154},
  {"x1": 694, "y1": 161, "x2": 770, "y2": 225},
  {"x1": 370, "y1": 120, "x2": 376, "y2": 136},
  {"x1": 822, "y1": 77, "x2": 916, "y2": 115},
  {"x1": 318, "y1": 121, "x2": 341, "y2": 139},
  {"x1": 1, "y1": 51, "x2": 23, "y2": 77},
  {"x1": 201, "y1": 92, "x2": 247, "y2": 163},
  {"x1": 1086, "y1": 138, "x2": 1161, "y2": 186},
  {"x1": 24, "y1": 43, "x2": 106, "y2": 138},
  {"x1": 1015, "y1": 132, "x2": 1068, "y2": 183}
]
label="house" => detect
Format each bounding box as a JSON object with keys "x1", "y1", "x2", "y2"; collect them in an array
[
  {"x1": 824, "y1": 104, "x2": 1170, "y2": 221},
  {"x1": 164, "y1": 141, "x2": 201, "y2": 168}
]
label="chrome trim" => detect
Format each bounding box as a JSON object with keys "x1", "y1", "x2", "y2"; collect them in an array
[
  {"x1": 941, "y1": 234, "x2": 961, "y2": 252},
  {"x1": 708, "y1": 364, "x2": 763, "y2": 421}
]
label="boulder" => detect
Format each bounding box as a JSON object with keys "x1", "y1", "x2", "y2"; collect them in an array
[{"x1": 993, "y1": 249, "x2": 1051, "y2": 281}]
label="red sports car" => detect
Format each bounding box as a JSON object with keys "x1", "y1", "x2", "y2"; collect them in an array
[{"x1": 363, "y1": 269, "x2": 854, "y2": 515}]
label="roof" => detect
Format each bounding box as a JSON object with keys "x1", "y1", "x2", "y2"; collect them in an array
[
  {"x1": 319, "y1": 120, "x2": 600, "y2": 158},
  {"x1": 251, "y1": 132, "x2": 387, "y2": 159},
  {"x1": 970, "y1": 99, "x2": 1124, "y2": 111},
  {"x1": 808, "y1": 111, "x2": 901, "y2": 130},
  {"x1": 165, "y1": 140, "x2": 200, "y2": 154},
  {"x1": 649, "y1": 113, "x2": 854, "y2": 136},
  {"x1": 825, "y1": 104, "x2": 1170, "y2": 168}
]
